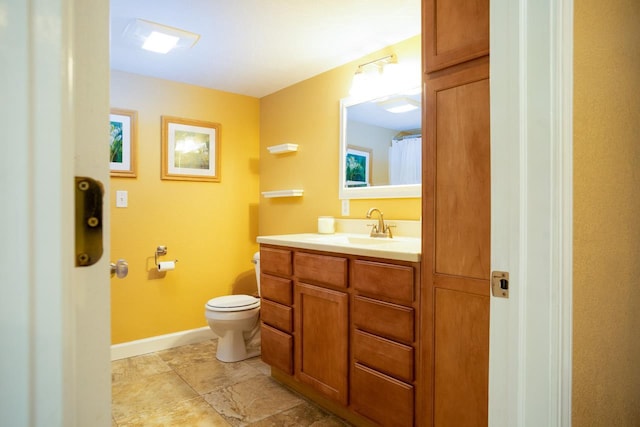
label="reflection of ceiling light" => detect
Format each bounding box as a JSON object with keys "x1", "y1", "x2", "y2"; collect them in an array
[
  {"x1": 123, "y1": 19, "x2": 200, "y2": 54},
  {"x1": 376, "y1": 97, "x2": 420, "y2": 113}
]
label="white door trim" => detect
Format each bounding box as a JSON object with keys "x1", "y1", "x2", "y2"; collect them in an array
[
  {"x1": 489, "y1": 0, "x2": 573, "y2": 425},
  {"x1": 0, "y1": 1, "x2": 111, "y2": 426},
  {"x1": 0, "y1": 0, "x2": 75, "y2": 425}
]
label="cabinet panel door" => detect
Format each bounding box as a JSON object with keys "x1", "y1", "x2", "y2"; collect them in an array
[
  {"x1": 261, "y1": 323, "x2": 293, "y2": 375},
  {"x1": 427, "y1": 59, "x2": 490, "y2": 281},
  {"x1": 423, "y1": 0, "x2": 489, "y2": 72},
  {"x1": 423, "y1": 58, "x2": 491, "y2": 426},
  {"x1": 295, "y1": 282, "x2": 349, "y2": 405},
  {"x1": 351, "y1": 363, "x2": 414, "y2": 427},
  {"x1": 434, "y1": 288, "x2": 489, "y2": 427}
]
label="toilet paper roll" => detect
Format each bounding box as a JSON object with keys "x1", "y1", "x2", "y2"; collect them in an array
[{"x1": 157, "y1": 261, "x2": 176, "y2": 272}]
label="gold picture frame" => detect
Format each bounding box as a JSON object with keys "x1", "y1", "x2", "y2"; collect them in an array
[
  {"x1": 161, "y1": 116, "x2": 221, "y2": 182},
  {"x1": 109, "y1": 108, "x2": 137, "y2": 177}
]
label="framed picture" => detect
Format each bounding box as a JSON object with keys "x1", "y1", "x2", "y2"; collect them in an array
[
  {"x1": 345, "y1": 146, "x2": 372, "y2": 187},
  {"x1": 161, "y1": 116, "x2": 221, "y2": 182},
  {"x1": 109, "y1": 108, "x2": 137, "y2": 177}
]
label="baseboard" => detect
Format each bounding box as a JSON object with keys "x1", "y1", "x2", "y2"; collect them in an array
[{"x1": 111, "y1": 327, "x2": 215, "y2": 361}]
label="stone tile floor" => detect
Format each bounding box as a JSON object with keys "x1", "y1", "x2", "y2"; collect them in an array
[{"x1": 111, "y1": 339, "x2": 351, "y2": 426}]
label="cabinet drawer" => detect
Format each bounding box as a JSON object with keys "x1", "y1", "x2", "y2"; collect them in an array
[
  {"x1": 351, "y1": 363, "x2": 414, "y2": 427},
  {"x1": 352, "y1": 260, "x2": 415, "y2": 304},
  {"x1": 261, "y1": 274, "x2": 292, "y2": 305},
  {"x1": 260, "y1": 299, "x2": 293, "y2": 332},
  {"x1": 260, "y1": 247, "x2": 292, "y2": 277},
  {"x1": 353, "y1": 329, "x2": 414, "y2": 383},
  {"x1": 294, "y1": 252, "x2": 347, "y2": 288},
  {"x1": 353, "y1": 296, "x2": 414, "y2": 344},
  {"x1": 260, "y1": 323, "x2": 293, "y2": 375}
]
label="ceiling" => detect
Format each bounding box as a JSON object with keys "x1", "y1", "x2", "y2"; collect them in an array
[{"x1": 110, "y1": 0, "x2": 421, "y2": 98}]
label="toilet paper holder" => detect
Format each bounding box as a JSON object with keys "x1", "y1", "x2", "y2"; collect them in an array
[{"x1": 155, "y1": 245, "x2": 178, "y2": 266}]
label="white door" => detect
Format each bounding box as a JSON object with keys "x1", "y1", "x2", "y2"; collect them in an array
[
  {"x1": 0, "y1": 0, "x2": 111, "y2": 426},
  {"x1": 489, "y1": 0, "x2": 573, "y2": 426}
]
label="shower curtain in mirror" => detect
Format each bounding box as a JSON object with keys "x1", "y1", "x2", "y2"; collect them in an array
[{"x1": 388, "y1": 136, "x2": 421, "y2": 185}]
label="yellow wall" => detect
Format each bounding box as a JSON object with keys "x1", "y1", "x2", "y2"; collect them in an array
[
  {"x1": 573, "y1": 0, "x2": 640, "y2": 424},
  {"x1": 110, "y1": 71, "x2": 260, "y2": 344},
  {"x1": 258, "y1": 36, "x2": 422, "y2": 235}
]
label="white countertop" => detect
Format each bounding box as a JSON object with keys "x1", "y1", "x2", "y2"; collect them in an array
[{"x1": 257, "y1": 232, "x2": 421, "y2": 262}]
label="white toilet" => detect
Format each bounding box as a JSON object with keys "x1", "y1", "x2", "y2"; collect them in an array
[{"x1": 204, "y1": 252, "x2": 261, "y2": 362}]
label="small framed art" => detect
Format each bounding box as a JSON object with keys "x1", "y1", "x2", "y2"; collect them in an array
[
  {"x1": 109, "y1": 108, "x2": 137, "y2": 177},
  {"x1": 161, "y1": 116, "x2": 221, "y2": 182}
]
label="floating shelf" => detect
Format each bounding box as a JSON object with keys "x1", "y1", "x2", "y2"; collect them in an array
[
  {"x1": 267, "y1": 143, "x2": 298, "y2": 154},
  {"x1": 262, "y1": 189, "x2": 304, "y2": 198}
]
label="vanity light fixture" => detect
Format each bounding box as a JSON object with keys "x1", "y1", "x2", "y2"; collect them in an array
[
  {"x1": 123, "y1": 19, "x2": 200, "y2": 54},
  {"x1": 376, "y1": 97, "x2": 420, "y2": 113},
  {"x1": 349, "y1": 54, "x2": 398, "y2": 98}
]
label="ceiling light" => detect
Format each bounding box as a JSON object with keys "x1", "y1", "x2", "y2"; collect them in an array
[
  {"x1": 349, "y1": 55, "x2": 397, "y2": 97},
  {"x1": 143, "y1": 32, "x2": 179, "y2": 54},
  {"x1": 376, "y1": 97, "x2": 420, "y2": 113},
  {"x1": 123, "y1": 19, "x2": 200, "y2": 54}
]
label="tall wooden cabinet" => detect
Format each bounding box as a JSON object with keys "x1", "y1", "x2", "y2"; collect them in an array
[{"x1": 422, "y1": 0, "x2": 491, "y2": 426}]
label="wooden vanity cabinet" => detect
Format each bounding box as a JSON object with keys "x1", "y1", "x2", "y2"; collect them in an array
[{"x1": 259, "y1": 244, "x2": 421, "y2": 426}]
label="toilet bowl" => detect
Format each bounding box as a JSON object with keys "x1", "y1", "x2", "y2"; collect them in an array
[{"x1": 204, "y1": 252, "x2": 261, "y2": 362}]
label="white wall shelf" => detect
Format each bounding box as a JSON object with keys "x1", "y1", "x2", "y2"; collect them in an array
[
  {"x1": 262, "y1": 189, "x2": 304, "y2": 198},
  {"x1": 267, "y1": 143, "x2": 298, "y2": 154}
]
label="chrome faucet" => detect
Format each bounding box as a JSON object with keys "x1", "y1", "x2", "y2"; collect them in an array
[{"x1": 366, "y1": 207, "x2": 393, "y2": 238}]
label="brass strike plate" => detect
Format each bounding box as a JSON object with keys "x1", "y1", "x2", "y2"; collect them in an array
[
  {"x1": 491, "y1": 271, "x2": 509, "y2": 298},
  {"x1": 75, "y1": 177, "x2": 104, "y2": 266}
]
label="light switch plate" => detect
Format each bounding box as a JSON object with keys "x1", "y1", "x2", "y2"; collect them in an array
[
  {"x1": 116, "y1": 190, "x2": 128, "y2": 208},
  {"x1": 341, "y1": 199, "x2": 350, "y2": 216}
]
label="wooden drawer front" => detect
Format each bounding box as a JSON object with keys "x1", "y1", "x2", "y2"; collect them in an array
[
  {"x1": 260, "y1": 299, "x2": 292, "y2": 333},
  {"x1": 353, "y1": 296, "x2": 414, "y2": 344},
  {"x1": 352, "y1": 260, "x2": 414, "y2": 304},
  {"x1": 260, "y1": 323, "x2": 293, "y2": 375},
  {"x1": 294, "y1": 252, "x2": 347, "y2": 288},
  {"x1": 353, "y1": 329, "x2": 414, "y2": 383},
  {"x1": 261, "y1": 274, "x2": 292, "y2": 305},
  {"x1": 351, "y1": 363, "x2": 414, "y2": 427},
  {"x1": 260, "y1": 247, "x2": 292, "y2": 277}
]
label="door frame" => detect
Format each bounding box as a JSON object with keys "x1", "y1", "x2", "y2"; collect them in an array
[
  {"x1": 0, "y1": 0, "x2": 111, "y2": 426},
  {"x1": 489, "y1": 0, "x2": 573, "y2": 425}
]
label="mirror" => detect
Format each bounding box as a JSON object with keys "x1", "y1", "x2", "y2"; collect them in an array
[{"x1": 339, "y1": 88, "x2": 422, "y2": 199}]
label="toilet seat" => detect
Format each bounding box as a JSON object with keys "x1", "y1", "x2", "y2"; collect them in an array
[{"x1": 206, "y1": 295, "x2": 260, "y2": 312}]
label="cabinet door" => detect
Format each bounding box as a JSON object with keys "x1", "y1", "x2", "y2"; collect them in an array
[
  {"x1": 295, "y1": 282, "x2": 349, "y2": 405},
  {"x1": 423, "y1": 57, "x2": 490, "y2": 426},
  {"x1": 423, "y1": 0, "x2": 489, "y2": 72}
]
